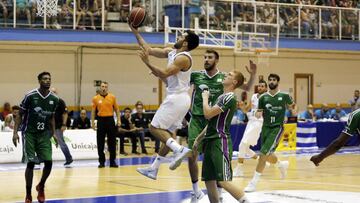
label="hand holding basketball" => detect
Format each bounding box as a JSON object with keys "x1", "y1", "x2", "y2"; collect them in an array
[{"x1": 128, "y1": 7, "x2": 146, "y2": 28}]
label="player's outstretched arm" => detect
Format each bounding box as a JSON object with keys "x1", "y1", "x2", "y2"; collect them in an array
[
  {"x1": 310, "y1": 132, "x2": 350, "y2": 166},
  {"x1": 193, "y1": 125, "x2": 208, "y2": 151},
  {"x1": 129, "y1": 24, "x2": 171, "y2": 58},
  {"x1": 240, "y1": 60, "x2": 257, "y2": 91},
  {"x1": 138, "y1": 48, "x2": 190, "y2": 79}
]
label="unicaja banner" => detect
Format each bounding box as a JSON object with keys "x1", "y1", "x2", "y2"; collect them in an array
[
  {"x1": 276, "y1": 123, "x2": 297, "y2": 151},
  {"x1": 0, "y1": 129, "x2": 98, "y2": 163}
]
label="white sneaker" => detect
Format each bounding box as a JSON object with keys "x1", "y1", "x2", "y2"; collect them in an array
[
  {"x1": 190, "y1": 190, "x2": 205, "y2": 203},
  {"x1": 233, "y1": 165, "x2": 244, "y2": 177},
  {"x1": 278, "y1": 161, "x2": 289, "y2": 179},
  {"x1": 136, "y1": 167, "x2": 158, "y2": 180},
  {"x1": 169, "y1": 147, "x2": 191, "y2": 170},
  {"x1": 244, "y1": 181, "x2": 257, "y2": 192}
]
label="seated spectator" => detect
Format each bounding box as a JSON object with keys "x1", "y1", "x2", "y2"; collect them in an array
[
  {"x1": 72, "y1": 109, "x2": 91, "y2": 129},
  {"x1": 232, "y1": 101, "x2": 248, "y2": 124},
  {"x1": 349, "y1": 89, "x2": 360, "y2": 111},
  {"x1": 132, "y1": 100, "x2": 145, "y2": 114},
  {"x1": 4, "y1": 105, "x2": 20, "y2": 131},
  {"x1": 117, "y1": 107, "x2": 138, "y2": 155},
  {"x1": 0, "y1": 102, "x2": 11, "y2": 121},
  {"x1": 187, "y1": 0, "x2": 201, "y2": 28},
  {"x1": 314, "y1": 103, "x2": 332, "y2": 120},
  {"x1": 16, "y1": 0, "x2": 31, "y2": 27},
  {"x1": 299, "y1": 104, "x2": 315, "y2": 121},
  {"x1": 0, "y1": 0, "x2": 10, "y2": 27},
  {"x1": 132, "y1": 103, "x2": 160, "y2": 154},
  {"x1": 330, "y1": 103, "x2": 347, "y2": 120}
]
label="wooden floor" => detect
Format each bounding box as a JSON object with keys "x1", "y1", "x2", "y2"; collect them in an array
[{"x1": 1, "y1": 149, "x2": 360, "y2": 203}]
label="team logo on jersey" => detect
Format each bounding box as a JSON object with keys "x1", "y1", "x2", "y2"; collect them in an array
[
  {"x1": 99, "y1": 100, "x2": 102, "y2": 104},
  {"x1": 217, "y1": 78, "x2": 222, "y2": 82},
  {"x1": 278, "y1": 97, "x2": 283, "y2": 101},
  {"x1": 49, "y1": 100, "x2": 54, "y2": 105}
]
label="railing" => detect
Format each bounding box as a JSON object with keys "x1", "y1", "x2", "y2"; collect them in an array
[{"x1": 0, "y1": 0, "x2": 358, "y2": 41}]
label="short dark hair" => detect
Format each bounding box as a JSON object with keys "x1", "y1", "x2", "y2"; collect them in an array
[
  {"x1": 259, "y1": 80, "x2": 267, "y2": 88},
  {"x1": 355, "y1": 90, "x2": 359, "y2": 93},
  {"x1": 185, "y1": 30, "x2": 199, "y2": 51},
  {"x1": 12, "y1": 105, "x2": 20, "y2": 111},
  {"x1": 268, "y1": 73, "x2": 280, "y2": 82},
  {"x1": 38, "y1": 72, "x2": 51, "y2": 80},
  {"x1": 205, "y1": 49, "x2": 219, "y2": 59},
  {"x1": 124, "y1": 107, "x2": 131, "y2": 112}
]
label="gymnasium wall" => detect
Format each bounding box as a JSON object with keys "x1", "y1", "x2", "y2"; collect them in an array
[{"x1": 0, "y1": 42, "x2": 359, "y2": 110}]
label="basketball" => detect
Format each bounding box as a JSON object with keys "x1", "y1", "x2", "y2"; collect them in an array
[{"x1": 129, "y1": 7, "x2": 146, "y2": 28}]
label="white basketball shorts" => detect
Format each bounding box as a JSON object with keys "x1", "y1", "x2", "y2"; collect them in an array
[{"x1": 151, "y1": 92, "x2": 190, "y2": 133}]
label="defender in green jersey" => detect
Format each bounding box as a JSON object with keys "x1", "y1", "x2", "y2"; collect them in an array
[
  {"x1": 187, "y1": 50, "x2": 257, "y2": 201},
  {"x1": 245, "y1": 73, "x2": 296, "y2": 193},
  {"x1": 193, "y1": 70, "x2": 250, "y2": 203},
  {"x1": 311, "y1": 109, "x2": 360, "y2": 166},
  {"x1": 12, "y1": 72, "x2": 59, "y2": 203}
]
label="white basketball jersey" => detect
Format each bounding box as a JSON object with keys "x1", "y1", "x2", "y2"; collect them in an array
[
  {"x1": 248, "y1": 93, "x2": 260, "y2": 118},
  {"x1": 166, "y1": 49, "x2": 192, "y2": 94}
]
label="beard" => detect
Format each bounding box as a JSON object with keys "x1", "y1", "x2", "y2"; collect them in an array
[
  {"x1": 204, "y1": 62, "x2": 215, "y2": 71},
  {"x1": 268, "y1": 83, "x2": 278, "y2": 90},
  {"x1": 174, "y1": 41, "x2": 183, "y2": 49}
]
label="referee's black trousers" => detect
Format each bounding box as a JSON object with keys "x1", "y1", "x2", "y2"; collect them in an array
[{"x1": 96, "y1": 117, "x2": 117, "y2": 165}]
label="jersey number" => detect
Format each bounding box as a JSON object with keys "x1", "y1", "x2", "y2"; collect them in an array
[
  {"x1": 270, "y1": 116, "x2": 276, "y2": 123},
  {"x1": 37, "y1": 122, "x2": 45, "y2": 130}
]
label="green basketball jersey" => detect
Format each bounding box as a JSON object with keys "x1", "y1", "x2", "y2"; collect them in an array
[
  {"x1": 258, "y1": 91, "x2": 294, "y2": 127},
  {"x1": 20, "y1": 89, "x2": 59, "y2": 133},
  {"x1": 205, "y1": 92, "x2": 237, "y2": 139},
  {"x1": 343, "y1": 109, "x2": 360, "y2": 136},
  {"x1": 190, "y1": 70, "x2": 225, "y2": 116}
]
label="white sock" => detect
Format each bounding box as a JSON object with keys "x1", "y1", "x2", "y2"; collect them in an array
[
  {"x1": 238, "y1": 194, "x2": 249, "y2": 203},
  {"x1": 166, "y1": 138, "x2": 182, "y2": 152},
  {"x1": 251, "y1": 171, "x2": 261, "y2": 184},
  {"x1": 150, "y1": 155, "x2": 165, "y2": 169},
  {"x1": 192, "y1": 180, "x2": 200, "y2": 194},
  {"x1": 217, "y1": 187, "x2": 223, "y2": 197}
]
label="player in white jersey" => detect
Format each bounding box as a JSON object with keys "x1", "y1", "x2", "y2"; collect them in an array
[
  {"x1": 233, "y1": 80, "x2": 267, "y2": 177},
  {"x1": 129, "y1": 25, "x2": 199, "y2": 176}
]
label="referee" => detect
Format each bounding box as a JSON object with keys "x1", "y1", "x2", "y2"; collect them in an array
[{"x1": 91, "y1": 81, "x2": 121, "y2": 168}]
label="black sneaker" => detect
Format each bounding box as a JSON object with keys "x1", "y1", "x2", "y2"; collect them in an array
[
  {"x1": 64, "y1": 159, "x2": 73, "y2": 166},
  {"x1": 98, "y1": 163, "x2": 105, "y2": 168},
  {"x1": 132, "y1": 151, "x2": 141, "y2": 155},
  {"x1": 110, "y1": 163, "x2": 119, "y2": 168},
  {"x1": 120, "y1": 151, "x2": 128, "y2": 156}
]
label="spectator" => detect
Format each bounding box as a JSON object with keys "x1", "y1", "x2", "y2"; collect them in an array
[
  {"x1": 119, "y1": 0, "x2": 130, "y2": 21},
  {"x1": 299, "y1": 104, "x2": 315, "y2": 121},
  {"x1": 0, "y1": 0, "x2": 9, "y2": 27},
  {"x1": 330, "y1": 103, "x2": 347, "y2": 120},
  {"x1": 51, "y1": 87, "x2": 73, "y2": 167},
  {"x1": 4, "y1": 105, "x2": 20, "y2": 131},
  {"x1": 314, "y1": 103, "x2": 332, "y2": 120},
  {"x1": 349, "y1": 90, "x2": 360, "y2": 111},
  {"x1": 16, "y1": 0, "x2": 32, "y2": 27},
  {"x1": 118, "y1": 107, "x2": 138, "y2": 155},
  {"x1": 1, "y1": 102, "x2": 11, "y2": 121},
  {"x1": 91, "y1": 81, "x2": 120, "y2": 168},
  {"x1": 132, "y1": 100, "x2": 145, "y2": 114},
  {"x1": 72, "y1": 109, "x2": 91, "y2": 129},
  {"x1": 132, "y1": 103, "x2": 160, "y2": 154},
  {"x1": 187, "y1": 0, "x2": 201, "y2": 28}
]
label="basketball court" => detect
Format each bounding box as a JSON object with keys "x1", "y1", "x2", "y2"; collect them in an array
[
  {"x1": 0, "y1": 1, "x2": 360, "y2": 203},
  {"x1": 1, "y1": 147, "x2": 360, "y2": 203}
]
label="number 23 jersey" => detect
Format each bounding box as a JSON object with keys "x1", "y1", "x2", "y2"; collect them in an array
[{"x1": 20, "y1": 89, "x2": 59, "y2": 133}]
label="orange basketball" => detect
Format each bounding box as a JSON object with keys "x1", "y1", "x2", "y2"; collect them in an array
[{"x1": 129, "y1": 7, "x2": 146, "y2": 28}]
